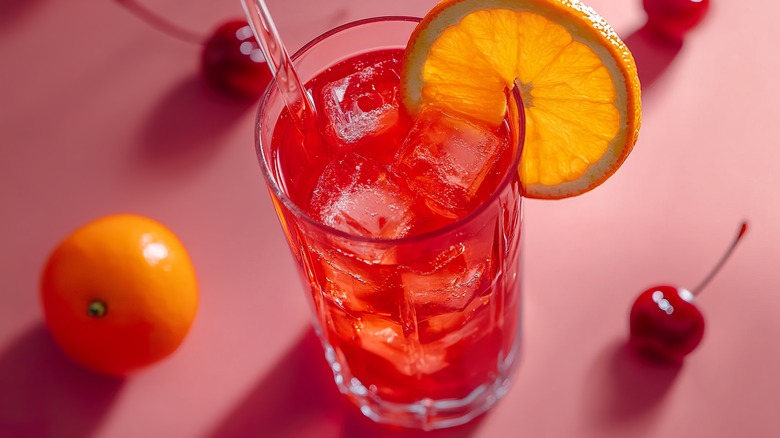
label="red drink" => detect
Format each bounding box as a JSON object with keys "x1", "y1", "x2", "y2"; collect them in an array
[
  {"x1": 257, "y1": 17, "x2": 523, "y2": 430},
  {"x1": 276, "y1": 49, "x2": 514, "y2": 236}
]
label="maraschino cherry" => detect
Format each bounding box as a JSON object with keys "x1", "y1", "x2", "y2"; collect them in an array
[
  {"x1": 201, "y1": 20, "x2": 273, "y2": 99},
  {"x1": 629, "y1": 221, "x2": 747, "y2": 362},
  {"x1": 642, "y1": 0, "x2": 711, "y2": 41},
  {"x1": 117, "y1": 1, "x2": 272, "y2": 99}
]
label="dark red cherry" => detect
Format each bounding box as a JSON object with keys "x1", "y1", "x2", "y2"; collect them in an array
[
  {"x1": 629, "y1": 222, "x2": 747, "y2": 362},
  {"x1": 642, "y1": 0, "x2": 711, "y2": 40},
  {"x1": 201, "y1": 20, "x2": 273, "y2": 100},
  {"x1": 630, "y1": 285, "x2": 704, "y2": 362}
]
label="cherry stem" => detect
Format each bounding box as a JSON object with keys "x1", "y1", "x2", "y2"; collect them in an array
[
  {"x1": 87, "y1": 300, "x2": 107, "y2": 318},
  {"x1": 692, "y1": 221, "x2": 748, "y2": 295},
  {"x1": 117, "y1": 0, "x2": 204, "y2": 45}
]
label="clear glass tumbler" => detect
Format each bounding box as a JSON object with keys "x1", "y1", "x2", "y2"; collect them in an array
[{"x1": 255, "y1": 16, "x2": 525, "y2": 430}]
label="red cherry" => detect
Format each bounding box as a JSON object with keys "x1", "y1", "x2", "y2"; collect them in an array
[
  {"x1": 630, "y1": 285, "x2": 704, "y2": 362},
  {"x1": 629, "y1": 222, "x2": 747, "y2": 362},
  {"x1": 642, "y1": 0, "x2": 711, "y2": 40},
  {"x1": 201, "y1": 20, "x2": 273, "y2": 100}
]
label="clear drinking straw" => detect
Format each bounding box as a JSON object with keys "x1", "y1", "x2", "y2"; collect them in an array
[{"x1": 240, "y1": 0, "x2": 317, "y2": 129}]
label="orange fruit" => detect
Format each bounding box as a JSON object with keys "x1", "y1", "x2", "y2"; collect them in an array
[
  {"x1": 40, "y1": 214, "x2": 198, "y2": 376},
  {"x1": 401, "y1": 0, "x2": 642, "y2": 198}
]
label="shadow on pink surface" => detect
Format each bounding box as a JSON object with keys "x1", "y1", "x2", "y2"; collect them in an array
[
  {"x1": 623, "y1": 24, "x2": 683, "y2": 94},
  {"x1": 584, "y1": 339, "x2": 681, "y2": 431},
  {"x1": 0, "y1": 324, "x2": 124, "y2": 437},
  {"x1": 135, "y1": 76, "x2": 253, "y2": 177},
  {"x1": 0, "y1": 0, "x2": 46, "y2": 35},
  {"x1": 206, "y1": 328, "x2": 486, "y2": 438}
]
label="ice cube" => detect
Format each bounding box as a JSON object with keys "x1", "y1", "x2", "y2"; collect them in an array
[
  {"x1": 327, "y1": 307, "x2": 449, "y2": 376},
  {"x1": 313, "y1": 245, "x2": 404, "y2": 317},
  {"x1": 400, "y1": 246, "x2": 490, "y2": 321},
  {"x1": 320, "y1": 57, "x2": 401, "y2": 146},
  {"x1": 417, "y1": 293, "x2": 492, "y2": 346},
  {"x1": 391, "y1": 107, "x2": 508, "y2": 217},
  {"x1": 309, "y1": 152, "x2": 415, "y2": 239}
]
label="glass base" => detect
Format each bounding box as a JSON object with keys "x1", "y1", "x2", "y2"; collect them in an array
[{"x1": 321, "y1": 338, "x2": 521, "y2": 431}]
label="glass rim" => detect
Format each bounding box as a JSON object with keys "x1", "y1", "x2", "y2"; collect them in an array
[{"x1": 256, "y1": 15, "x2": 525, "y2": 245}]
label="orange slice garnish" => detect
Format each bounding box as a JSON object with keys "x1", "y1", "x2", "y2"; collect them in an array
[{"x1": 401, "y1": 0, "x2": 642, "y2": 198}]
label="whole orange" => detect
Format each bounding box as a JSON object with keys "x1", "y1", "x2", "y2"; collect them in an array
[{"x1": 40, "y1": 214, "x2": 199, "y2": 376}]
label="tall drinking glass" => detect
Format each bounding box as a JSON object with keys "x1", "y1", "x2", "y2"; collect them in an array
[{"x1": 255, "y1": 16, "x2": 525, "y2": 430}]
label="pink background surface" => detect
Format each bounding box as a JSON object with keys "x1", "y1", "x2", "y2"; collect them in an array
[{"x1": 2, "y1": 0, "x2": 779, "y2": 437}]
